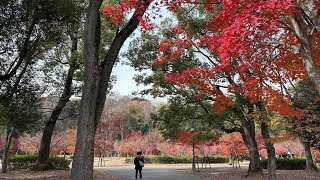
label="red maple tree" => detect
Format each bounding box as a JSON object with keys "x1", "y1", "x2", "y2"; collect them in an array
[{"x1": 218, "y1": 132, "x2": 248, "y2": 156}]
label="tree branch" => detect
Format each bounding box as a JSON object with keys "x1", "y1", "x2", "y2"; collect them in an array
[{"x1": 260, "y1": 40, "x2": 300, "y2": 52}]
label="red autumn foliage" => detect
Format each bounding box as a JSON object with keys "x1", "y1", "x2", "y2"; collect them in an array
[
  {"x1": 175, "y1": 130, "x2": 201, "y2": 146},
  {"x1": 151, "y1": 1, "x2": 319, "y2": 118},
  {"x1": 117, "y1": 131, "x2": 145, "y2": 155},
  {"x1": 218, "y1": 133, "x2": 248, "y2": 156},
  {"x1": 94, "y1": 132, "x2": 114, "y2": 156},
  {"x1": 51, "y1": 128, "x2": 77, "y2": 155}
]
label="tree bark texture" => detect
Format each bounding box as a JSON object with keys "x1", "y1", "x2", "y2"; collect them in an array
[
  {"x1": 70, "y1": 1, "x2": 150, "y2": 179},
  {"x1": 242, "y1": 119, "x2": 262, "y2": 174},
  {"x1": 234, "y1": 104, "x2": 262, "y2": 174},
  {"x1": 192, "y1": 143, "x2": 196, "y2": 171},
  {"x1": 302, "y1": 141, "x2": 318, "y2": 171},
  {"x1": 261, "y1": 122, "x2": 276, "y2": 180},
  {"x1": 289, "y1": 15, "x2": 320, "y2": 94},
  {"x1": 36, "y1": 37, "x2": 78, "y2": 170},
  {"x1": 257, "y1": 102, "x2": 276, "y2": 180},
  {"x1": 70, "y1": 0, "x2": 102, "y2": 179},
  {"x1": 2, "y1": 127, "x2": 14, "y2": 173}
]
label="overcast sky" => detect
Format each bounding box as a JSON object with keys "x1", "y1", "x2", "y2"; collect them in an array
[{"x1": 111, "y1": 7, "x2": 171, "y2": 104}]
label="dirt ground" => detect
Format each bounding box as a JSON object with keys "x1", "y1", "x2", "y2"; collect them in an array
[
  {"x1": 189, "y1": 167, "x2": 320, "y2": 180},
  {"x1": 0, "y1": 170, "x2": 120, "y2": 180},
  {"x1": 1, "y1": 168, "x2": 319, "y2": 180}
]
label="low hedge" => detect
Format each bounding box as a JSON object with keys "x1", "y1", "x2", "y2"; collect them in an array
[
  {"x1": 48, "y1": 156, "x2": 71, "y2": 170},
  {"x1": 125, "y1": 155, "x2": 228, "y2": 164},
  {"x1": 261, "y1": 158, "x2": 306, "y2": 170},
  {"x1": 7, "y1": 154, "x2": 70, "y2": 170}
]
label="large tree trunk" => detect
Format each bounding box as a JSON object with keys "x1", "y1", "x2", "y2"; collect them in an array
[
  {"x1": 302, "y1": 141, "x2": 318, "y2": 171},
  {"x1": 70, "y1": 1, "x2": 150, "y2": 179},
  {"x1": 2, "y1": 127, "x2": 14, "y2": 173},
  {"x1": 70, "y1": 0, "x2": 102, "y2": 179},
  {"x1": 36, "y1": 37, "x2": 78, "y2": 170},
  {"x1": 261, "y1": 122, "x2": 276, "y2": 180},
  {"x1": 257, "y1": 102, "x2": 276, "y2": 180},
  {"x1": 233, "y1": 103, "x2": 262, "y2": 174},
  {"x1": 242, "y1": 119, "x2": 262, "y2": 174},
  {"x1": 289, "y1": 16, "x2": 320, "y2": 94}
]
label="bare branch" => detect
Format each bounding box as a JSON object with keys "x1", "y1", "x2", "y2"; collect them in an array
[
  {"x1": 260, "y1": 40, "x2": 300, "y2": 52},
  {"x1": 193, "y1": 45, "x2": 216, "y2": 66},
  {"x1": 309, "y1": 10, "x2": 320, "y2": 37}
]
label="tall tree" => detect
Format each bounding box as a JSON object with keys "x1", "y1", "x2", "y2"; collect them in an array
[
  {"x1": 0, "y1": 1, "x2": 81, "y2": 170},
  {"x1": 152, "y1": 2, "x2": 320, "y2": 179},
  {"x1": 70, "y1": 0, "x2": 151, "y2": 179},
  {"x1": 0, "y1": 0, "x2": 68, "y2": 172},
  {"x1": 0, "y1": 0, "x2": 69, "y2": 83},
  {"x1": 153, "y1": 98, "x2": 221, "y2": 171},
  {"x1": 125, "y1": 17, "x2": 263, "y2": 174},
  {"x1": 35, "y1": 0, "x2": 85, "y2": 170},
  {"x1": 289, "y1": 79, "x2": 320, "y2": 171},
  {"x1": 0, "y1": 78, "x2": 42, "y2": 173}
]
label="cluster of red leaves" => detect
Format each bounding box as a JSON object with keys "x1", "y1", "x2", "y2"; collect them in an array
[
  {"x1": 155, "y1": 23, "x2": 193, "y2": 64},
  {"x1": 200, "y1": 0, "x2": 308, "y2": 115},
  {"x1": 101, "y1": 0, "x2": 319, "y2": 117},
  {"x1": 154, "y1": 0, "x2": 312, "y2": 117},
  {"x1": 175, "y1": 130, "x2": 201, "y2": 146},
  {"x1": 102, "y1": 0, "x2": 152, "y2": 22}
]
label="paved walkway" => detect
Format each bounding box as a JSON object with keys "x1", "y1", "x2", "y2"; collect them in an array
[
  {"x1": 97, "y1": 167, "x2": 207, "y2": 180},
  {"x1": 94, "y1": 157, "x2": 249, "y2": 180}
]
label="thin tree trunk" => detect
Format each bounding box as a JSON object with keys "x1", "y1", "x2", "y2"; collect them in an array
[
  {"x1": 70, "y1": 1, "x2": 150, "y2": 179},
  {"x1": 302, "y1": 141, "x2": 318, "y2": 171},
  {"x1": 192, "y1": 143, "x2": 196, "y2": 171},
  {"x1": 2, "y1": 127, "x2": 14, "y2": 173},
  {"x1": 0, "y1": 17, "x2": 37, "y2": 81},
  {"x1": 261, "y1": 122, "x2": 276, "y2": 180},
  {"x1": 36, "y1": 36, "x2": 78, "y2": 170}
]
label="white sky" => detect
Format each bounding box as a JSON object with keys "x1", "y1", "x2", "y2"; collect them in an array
[
  {"x1": 110, "y1": 7, "x2": 171, "y2": 104},
  {"x1": 111, "y1": 62, "x2": 167, "y2": 105},
  {"x1": 111, "y1": 61, "x2": 143, "y2": 96}
]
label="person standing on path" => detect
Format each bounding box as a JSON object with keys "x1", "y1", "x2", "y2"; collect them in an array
[{"x1": 134, "y1": 151, "x2": 144, "y2": 179}]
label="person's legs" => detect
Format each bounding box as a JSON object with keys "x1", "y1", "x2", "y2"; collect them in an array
[
  {"x1": 139, "y1": 169, "x2": 142, "y2": 179},
  {"x1": 135, "y1": 169, "x2": 138, "y2": 179}
]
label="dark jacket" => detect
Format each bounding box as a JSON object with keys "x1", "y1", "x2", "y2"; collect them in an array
[{"x1": 134, "y1": 155, "x2": 144, "y2": 170}]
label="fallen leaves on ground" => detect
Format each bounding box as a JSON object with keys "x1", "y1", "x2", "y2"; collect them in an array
[
  {"x1": 186, "y1": 168, "x2": 320, "y2": 180},
  {"x1": 0, "y1": 170, "x2": 120, "y2": 180}
]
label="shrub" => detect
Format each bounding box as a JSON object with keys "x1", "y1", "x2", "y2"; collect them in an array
[
  {"x1": 125, "y1": 157, "x2": 133, "y2": 163},
  {"x1": 205, "y1": 155, "x2": 229, "y2": 163},
  {"x1": 8, "y1": 154, "x2": 38, "y2": 170},
  {"x1": 125, "y1": 155, "x2": 228, "y2": 164},
  {"x1": 261, "y1": 158, "x2": 306, "y2": 170},
  {"x1": 7, "y1": 154, "x2": 70, "y2": 171},
  {"x1": 48, "y1": 156, "x2": 71, "y2": 170}
]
